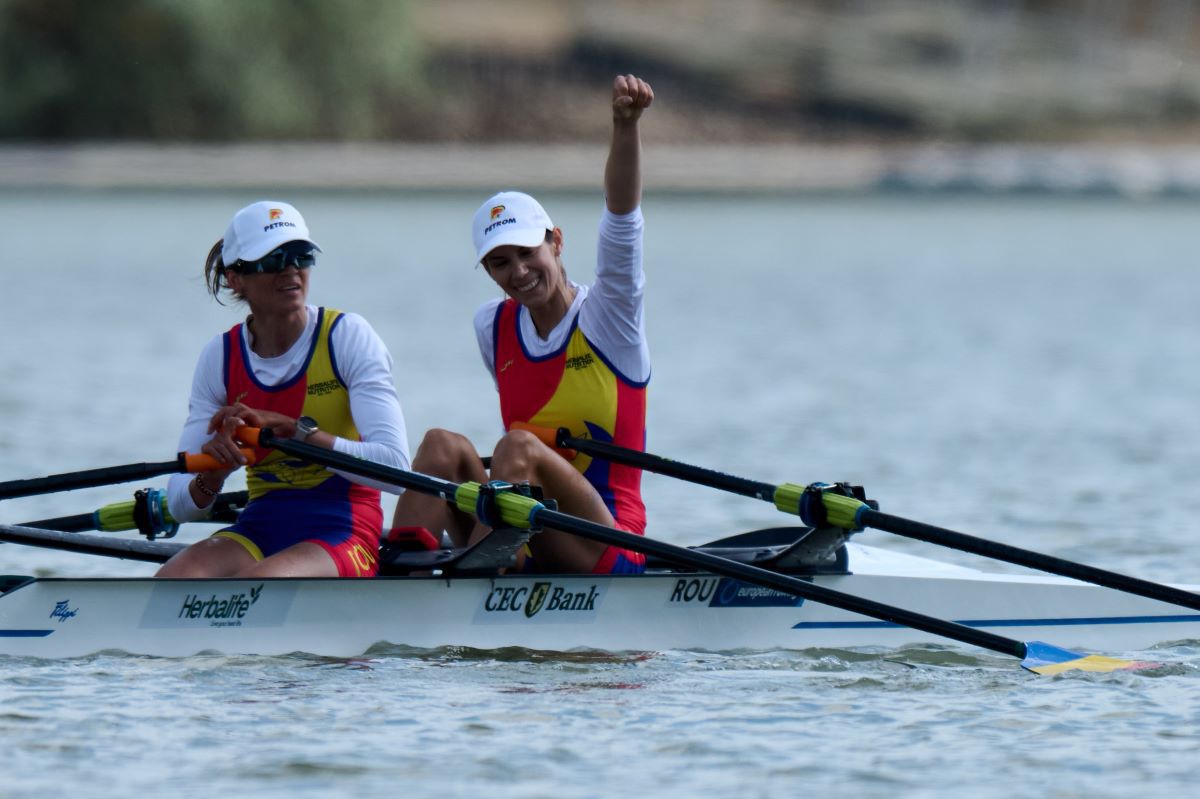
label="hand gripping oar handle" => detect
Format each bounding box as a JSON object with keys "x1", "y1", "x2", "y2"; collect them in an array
[
  {"x1": 0, "y1": 450, "x2": 256, "y2": 501},
  {"x1": 240, "y1": 426, "x2": 1146, "y2": 674},
  {"x1": 531, "y1": 425, "x2": 1200, "y2": 617}
]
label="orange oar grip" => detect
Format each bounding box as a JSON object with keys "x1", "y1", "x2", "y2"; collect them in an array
[
  {"x1": 510, "y1": 421, "x2": 577, "y2": 461},
  {"x1": 233, "y1": 426, "x2": 263, "y2": 447},
  {"x1": 182, "y1": 449, "x2": 257, "y2": 472}
]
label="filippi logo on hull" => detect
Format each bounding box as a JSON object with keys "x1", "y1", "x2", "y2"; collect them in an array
[
  {"x1": 668, "y1": 577, "x2": 804, "y2": 608},
  {"x1": 138, "y1": 582, "x2": 298, "y2": 629},
  {"x1": 474, "y1": 580, "x2": 607, "y2": 624}
]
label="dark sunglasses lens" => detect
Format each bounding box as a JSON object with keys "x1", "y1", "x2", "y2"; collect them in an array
[{"x1": 244, "y1": 243, "x2": 317, "y2": 273}]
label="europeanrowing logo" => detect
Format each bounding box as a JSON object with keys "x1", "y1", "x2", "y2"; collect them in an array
[
  {"x1": 667, "y1": 577, "x2": 804, "y2": 608},
  {"x1": 490, "y1": 205, "x2": 505, "y2": 220}
]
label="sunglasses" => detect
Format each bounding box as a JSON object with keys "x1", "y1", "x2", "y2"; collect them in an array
[{"x1": 231, "y1": 241, "x2": 318, "y2": 274}]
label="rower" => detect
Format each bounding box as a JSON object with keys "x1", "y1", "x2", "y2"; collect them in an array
[{"x1": 389, "y1": 74, "x2": 655, "y2": 575}]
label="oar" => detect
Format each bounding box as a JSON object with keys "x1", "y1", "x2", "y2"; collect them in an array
[
  {"x1": 515, "y1": 423, "x2": 1200, "y2": 616},
  {"x1": 20, "y1": 490, "x2": 247, "y2": 534},
  {"x1": 0, "y1": 523, "x2": 185, "y2": 563},
  {"x1": 0, "y1": 450, "x2": 255, "y2": 501},
  {"x1": 237, "y1": 426, "x2": 1152, "y2": 675}
]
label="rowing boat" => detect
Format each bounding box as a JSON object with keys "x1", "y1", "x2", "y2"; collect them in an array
[{"x1": 2, "y1": 523, "x2": 1197, "y2": 659}]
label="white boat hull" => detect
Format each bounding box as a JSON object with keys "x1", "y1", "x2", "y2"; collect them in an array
[{"x1": 2, "y1": 544, "x2": 1198, "y2": 658}]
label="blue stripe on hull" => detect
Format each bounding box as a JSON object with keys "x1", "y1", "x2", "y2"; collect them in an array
[
  {"x1": 794, "y1": 614, "x2": 1200, "y2": 630},
  {"x1": 0, "y1": 630, "x2": 54, "y2": 638}
]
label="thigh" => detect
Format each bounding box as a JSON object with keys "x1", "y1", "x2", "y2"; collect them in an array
[
  {"x1": 487, "y1": 434, "x2": 615, "y2": 572},
  {"x1": 156, "y1": 535, "x2": 259, "y2": 578},
  {"x1": 234, "y1": 541, "x2": 341, "y2": 578}
]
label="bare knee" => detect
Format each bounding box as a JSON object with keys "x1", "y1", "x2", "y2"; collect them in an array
[
  {"x1": 413, "y1": 428, "x2": 480, "y2": 477},
  {"x1": 489, "y1": 429, "x2": 545, "y2": 480}
]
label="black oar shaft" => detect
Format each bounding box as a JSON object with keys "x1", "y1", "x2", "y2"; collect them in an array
[
  {"x1": 557, "y1": 430, "x2": 1200, "y2": 616},
  {"x1": 258, "y1": 430, "x2": 1028, "y2": 661},
  {"x1": 532, "y1": 506, "x2": 1027, "y2": 660},
  {"x1": 0, "y1": 524, "x2": 184, "y2": 563},
  {"x1": 558, "y1": 434, "x2": 777, "y2": 502},
  {"x1": 0, "y1": 458, "x2": 184, "y2": 501},
  {"x1": 862, "y1": 509, "x2": 1200, "y2": 613}
]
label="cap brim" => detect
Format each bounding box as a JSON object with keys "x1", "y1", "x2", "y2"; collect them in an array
[{"x1": 475, "y1": 227, "x2": 549, "y2": 264}]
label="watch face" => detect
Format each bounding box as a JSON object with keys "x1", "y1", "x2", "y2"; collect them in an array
[{"x1": 297, "y1": 416, "x2": 318, "y2": 437}]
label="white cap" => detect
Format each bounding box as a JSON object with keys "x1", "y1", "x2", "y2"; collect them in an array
[
  {"x1": 471, "y1": 191, "x2": 554, "y2": 264},
  {"x1": 221, "y1": 201, "x2": 321, "y2": 267}
]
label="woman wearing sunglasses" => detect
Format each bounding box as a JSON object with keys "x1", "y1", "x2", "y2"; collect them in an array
[
  {"x1": 389, "y1": 74, "x2": 654, "y2": 574},
  {"x1": 157, "y1": 200, "x2": 410, "y2": 578}
]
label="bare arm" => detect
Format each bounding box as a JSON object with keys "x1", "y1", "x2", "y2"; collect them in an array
[{"x1": 605, "y1": 74, "x2": 654, "y2": 215}]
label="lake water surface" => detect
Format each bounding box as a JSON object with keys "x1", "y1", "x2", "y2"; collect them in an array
[{"x1": 1, "y1": 189, "x2": 1199, "y2": 797}]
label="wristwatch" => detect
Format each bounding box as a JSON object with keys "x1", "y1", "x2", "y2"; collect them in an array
[{"x1": 294, "y1": 416, "x2": 319, "y2": 442}]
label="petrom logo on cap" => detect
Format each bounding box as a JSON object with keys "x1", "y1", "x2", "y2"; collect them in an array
[
  {"x1": 490, "y1": 205, "x2": 505, "y2": 221},
  {"x1": 268, "y1": 208, "x2": 283, "y2": 221}
]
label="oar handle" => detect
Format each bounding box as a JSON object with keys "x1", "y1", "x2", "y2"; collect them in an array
[
  {"x1": 0, "y1": 449, "x2": 256, "y2": 502},
  {"x1": 510, "y1": 422, "x2": 577, "y2": 460},
  {"x1": 179, "y1": 450, "x2": 256, "y2": 472}
]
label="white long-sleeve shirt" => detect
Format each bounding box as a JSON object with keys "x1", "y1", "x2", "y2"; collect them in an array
[
  {"x1": 474, "y1": 207, "x2": 650, "y2": 387},
  {"x1": 167, "y1": 307, "x2": 410, "y2": 522}
]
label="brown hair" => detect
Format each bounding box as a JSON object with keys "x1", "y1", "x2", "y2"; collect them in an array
[{"x1": 203, "y1": 239, "x2": 242, "y2": 305}]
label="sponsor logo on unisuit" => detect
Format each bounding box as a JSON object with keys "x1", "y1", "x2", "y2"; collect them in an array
[
  {"x1": 564, "y1": 353, "x2": 594, "y2": 370},
  {"x1": 307, "y1": 378, "x2": 342, "y2": 396}
]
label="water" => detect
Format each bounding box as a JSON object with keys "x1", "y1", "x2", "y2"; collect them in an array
[{"x1": 2, "y1": 189, "x2": 1200, "y2": 797}]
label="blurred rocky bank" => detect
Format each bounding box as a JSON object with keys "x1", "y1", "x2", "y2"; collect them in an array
[{"x1": 4, "y1": 0, "x2": 1200, "y2": 194}]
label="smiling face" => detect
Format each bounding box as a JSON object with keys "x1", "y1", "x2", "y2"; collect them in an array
[
  {"x1": 225, "y1": 263, "x2": 310, "y2": 316},
  {"x1": 481, "y1": 228, "x2": 567, "y2": 311}
]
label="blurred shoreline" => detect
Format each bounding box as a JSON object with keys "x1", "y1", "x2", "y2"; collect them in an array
[{"x1": 5, "y1": 142, "x2": 1200, "y2": 197}]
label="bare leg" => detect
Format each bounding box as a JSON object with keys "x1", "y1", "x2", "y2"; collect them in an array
[
  {"x1": 471, "y1": 429, "x2": 613, "y2": 573},
  {"x1": 390, "y1": 428, "x2": 488, "y2": 546},
  {"x1": 234, "y1": 542, "x2": 341, "y2": 578},
  {"x1": 156, "y1": 535, "x2": 258, "y2": 578}
]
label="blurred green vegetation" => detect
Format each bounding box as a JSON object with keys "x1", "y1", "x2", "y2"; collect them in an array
[
  {"x1": 0, "y1": 0, "x2": 424, "y2": 139},
  {"x1": 3, "y1": 0, "x2": 1200, "y2": 144}
]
